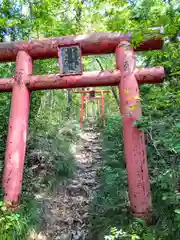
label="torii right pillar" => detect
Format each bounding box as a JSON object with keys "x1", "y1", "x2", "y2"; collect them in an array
[{"x1": 116, "y1": 41, "x2": 152, "y2": 221}]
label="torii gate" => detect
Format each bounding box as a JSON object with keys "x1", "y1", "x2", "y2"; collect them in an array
[
  {"x1": 74, "y1": 89, "x2": 109, "y2": 127},
  {"x1": 0, "y1": 32, "x2": 165, "y2": 220}
]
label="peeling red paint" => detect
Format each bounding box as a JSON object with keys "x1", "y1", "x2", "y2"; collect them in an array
[
  {"x1": 116, "y1": 42, "x2": 152, "y2": 220},
  {"x1": 0, "y1": 67, "x2": 165, "y2": 92},
  {"x1": 0, "y1": 33, "x2": 163, "y2": 62},
  {"x1": 0, "y1": 78, "x2": 13, "y2": 92},
  {"x1": 134, "y1": 67, "x2": 165, "y2": 84},
  {"x1": 3, "y1": 51, "x2": 32, "y2": 203},
  {"x1": 27, "y1": 68, "x2": 164, "y2": 91}
]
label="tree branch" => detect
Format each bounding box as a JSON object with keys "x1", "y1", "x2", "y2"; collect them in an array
[
  {"x1": 95, "y1": 58, "x2": 120, "y2": 107},
  {"x1": 146, "y1": 129, "x2": 162, "y2": 158}
]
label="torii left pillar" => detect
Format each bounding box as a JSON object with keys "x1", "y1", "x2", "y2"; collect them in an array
[{"x1": 3, "y1": 51, "x2": 32, "y2": 203}]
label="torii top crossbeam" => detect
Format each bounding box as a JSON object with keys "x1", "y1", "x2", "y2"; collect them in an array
[{"x1": 0, "y1": 32, "x2": 163, "y2": 62}]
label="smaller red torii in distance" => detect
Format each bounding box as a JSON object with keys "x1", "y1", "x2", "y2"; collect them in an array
[{"x1": 73, "y1": 89, "x2": 109, "y2": 128}]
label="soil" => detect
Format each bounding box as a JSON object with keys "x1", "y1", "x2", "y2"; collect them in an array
[{"x1": 28, "y1": 125, "x2": 102, "y2": 240}]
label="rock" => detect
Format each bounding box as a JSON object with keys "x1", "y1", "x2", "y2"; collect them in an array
[
  {"x1": 84, "y1": 144, "x2": 90, "y2": 148},
  {"x1": 83, "y1": 179, "x2": 96, "y2": 186},
  {"x1": 67, "y1": 184, "x2": 88, "y2": 197},
  {"x1": 84, "y1": 127, "x2": 94, "y2": 131},
  {"x1": 82, "y1": 212, "x2": 89, "y2": 219},
  {"x1": 27, "y1": 231, "x2": 47, "y2": 240},
  {"x1": 90, "y1": 149, "x2": 96, "y2": 153},
  {"x1": 71, "y1": 180, "x2": 80, "y2": 185},
  {"x1": 94, "y1": 146, "x2": 102, "y2": 150},
  {"x1": 72, "y1": 230, "x2": 84, "y2": 240},
  {"x1": 55, "y1": 233, "x2": 71, "y2": 240},
  {"x1": 66, "y1": 217, "x2": 74, "y2": 224},
  {"x1": 37, "y1": 233, "x2": 47, "y2": 240}
]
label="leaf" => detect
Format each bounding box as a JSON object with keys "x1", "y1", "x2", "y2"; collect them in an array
[
  {"x1": 175, "y1": 123, "x2": 180, "y2": 129},
  {"x1": 1, "y1": 206, "x2": 7, "y2": 211},
  {"x1": 175, "y1": 209, "x2": 180, "y2": 214},
  {"x1": 131, "y1": 234, "x2": 140, "y2": 240}
]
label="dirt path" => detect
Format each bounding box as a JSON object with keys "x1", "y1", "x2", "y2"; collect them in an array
[{"x1": 29, "y1": 126, "x2": 102, "y2": 240}]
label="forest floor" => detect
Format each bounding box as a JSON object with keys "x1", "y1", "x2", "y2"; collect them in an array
[{"x1": 28, "y1": 123, "x2": 102, "y2": 240}]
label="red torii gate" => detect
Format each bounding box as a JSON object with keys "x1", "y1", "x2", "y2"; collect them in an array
[
  {"x1": 74, "y1": 89, "x2": 109, "y2": 128},
  {"x1": 0, "y1": 32, "x2": 165, "y2": 220}
]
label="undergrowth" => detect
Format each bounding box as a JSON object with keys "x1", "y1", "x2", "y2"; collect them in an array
[
  {"x1": 26, "y1": 120, "x2": 79, "y2": 191},
  {"x1": 89, "y1": 116, "x2": 180, "y2": 240},
  {"x1": 0, "y1": 119, "x2": 80, "y2": 239}
]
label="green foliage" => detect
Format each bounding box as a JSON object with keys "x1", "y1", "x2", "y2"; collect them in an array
[
  {"x1": 104, "y1": 227, "x2": 136, "y2": 240},
  {"x1": 89, "y1": 116, "x2": 130, "y2": 239},
  {"x1": 0, "y1": 201, "x2": 27, "y2": 240},
  {"x1": 90, "y1": 116, "x2": 180, "y2": 239}
]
